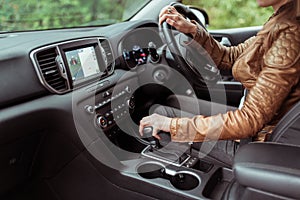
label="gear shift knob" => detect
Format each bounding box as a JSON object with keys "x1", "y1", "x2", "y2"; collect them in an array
[
  {"x1": 143, "y1": 126, "x2": 153, "y2": 137},
  {"x1": 143, "y1": 126, "x2": 160, "y2": 149}
]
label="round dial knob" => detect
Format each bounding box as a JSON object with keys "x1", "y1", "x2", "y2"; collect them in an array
[{"x1": 96, "y1": 115, "x2": 107, "y2": 128}]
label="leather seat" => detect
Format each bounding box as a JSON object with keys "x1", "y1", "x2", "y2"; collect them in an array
[
  {"x1": 222, "y1": 101, "x2": 300, "y2": 200},
  {"x1": 223, "y1": 142, "x2": 300, "y2": 200},
  {"x1": 268, "y1": 101, "x2": 300, "y2": 145}
]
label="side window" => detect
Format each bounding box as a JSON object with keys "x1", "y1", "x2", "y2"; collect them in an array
[{"x1": 183, "y1": 0, "x2": 273, "y2": 29}]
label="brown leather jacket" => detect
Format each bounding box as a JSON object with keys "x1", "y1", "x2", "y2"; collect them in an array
[{"x1": 170, "y1": 1, "x2": 300, "y2": 142}]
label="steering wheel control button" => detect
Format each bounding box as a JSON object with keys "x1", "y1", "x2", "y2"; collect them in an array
[
  {"x1": 148, "y1": 42, "x2": 160, "y2": 63},
  {"x1": 103, "y1": 91, "x2": 111, "y2": 98},
  {"x1": 84, "y1": 105, "x2": 95, "y2": 114},
  {"x1": 153, "y1": 69, "x2": 168, "y2": 84},
  {"x1": 96, "y1": 115, "x2": 108, "y2": 128},
  {"x1": 126, "y1": 96, "x2": 135, "y2": 110},
  {"x1": 125, "y1": 86, "x2": 132, "y2": 93}
]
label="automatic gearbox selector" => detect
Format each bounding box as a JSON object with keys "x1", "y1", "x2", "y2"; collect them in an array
[
  {"x1": 143, "y1": 126, "x2": 160, "y2": 149},
  {"x1": 141, "y1": 127, "x2": 193, "y2": 167}
]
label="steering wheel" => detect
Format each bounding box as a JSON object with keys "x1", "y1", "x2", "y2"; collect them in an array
[{"x1": 161, "y1": 3, "x2": 220, "y2": 87}]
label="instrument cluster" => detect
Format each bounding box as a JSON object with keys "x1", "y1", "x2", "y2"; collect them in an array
[{"x1": 120, "y1": 27, "x2": 163, "y2": 69}]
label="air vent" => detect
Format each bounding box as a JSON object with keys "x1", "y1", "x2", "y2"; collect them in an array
[
  {"x1": 100, "y1": 39, "x2": 114, "y2": 72},
  {"x1": 35, "y1": 47, "x2": 69, "y2": 93}
]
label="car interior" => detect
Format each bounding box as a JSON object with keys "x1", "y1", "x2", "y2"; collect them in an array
[{"x1": 0, "y1": 0, "x2": 299, "y2": 200}]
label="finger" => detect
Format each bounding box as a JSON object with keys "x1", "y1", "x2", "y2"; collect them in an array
[
  {"x1": 152, "y1": 128, "x2": 161, "y2": 140},
  {"x1": 159, "y1": 6, "x2": 176, "y2": 18},
  {"x1": 159, "y1": 6, "x2": 169, "y2": 18},
  {"x1": 154, "y1": 134, "x2": 161, "y2": 140},
  {"x1": 139, "y1": 124, "x2": 145, "y2": 136},
  {"x1": 139, "y1": 117, "x2": 150, "y2": 136},
  {"x1": 166, "y1": 18, "x2": 177, "y2": 27},
  {"x1": 159, "y1": 14, "x2": 168, "y2": 25},
  {"x1": 140, "y1": 116, "x2": 150, "y2": 125},
  {"x1": 159, "y1": 13, "x2": 180, "y2": 25}
]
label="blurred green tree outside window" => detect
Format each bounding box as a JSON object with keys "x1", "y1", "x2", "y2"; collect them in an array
[
  {"x1": 0, "y1": 0, "x2": 273, "y2": 32},
  {"x1": 183, "y1": 0, "x2": 273, "y2": 29},
  {"x1": 0, "y1": 0, "x2": 147, "y2": 32}
]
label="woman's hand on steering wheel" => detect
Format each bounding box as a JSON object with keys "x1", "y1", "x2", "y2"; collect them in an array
[{"x1": 159, "y1": 6, "x2": 198, "y2": 37}]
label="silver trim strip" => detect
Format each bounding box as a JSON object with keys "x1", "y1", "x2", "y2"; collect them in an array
[
  {"x1": 141, "y1": 145, "x2": 191, "y2": 167},
  {"x1": 217, "y1": 81, "x2": 242, "y2": 86}
]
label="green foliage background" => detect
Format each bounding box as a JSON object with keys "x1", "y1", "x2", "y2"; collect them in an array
[
  {"x1": 183, "y1": 0, "x2": 273, "y2": 29},
  {"x1": 1, "y1": 0, "x2": 274, "y2": 32},
  {"x1": 0, "y1": 0, "x2": 142, "y2": 32}
]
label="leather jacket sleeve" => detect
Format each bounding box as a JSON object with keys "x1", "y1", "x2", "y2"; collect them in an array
[
  {"x1": 188, "y1": 20, "x2": 256, "y2": 70},
  {"x1": 170, "y1": 22, "x2": 300, "y2": 142}
]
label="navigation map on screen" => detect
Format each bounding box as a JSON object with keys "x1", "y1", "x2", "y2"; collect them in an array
[{"x1": 65, "y1": 46, "x2": 101, "y2": 81}]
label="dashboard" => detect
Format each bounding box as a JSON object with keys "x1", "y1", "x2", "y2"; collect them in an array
[
  {"x1": 0, "y1": 20, "x2": 161, "y2": 107},
  {"x1": 0, "y1": 17, "x2": 175, "y2": 197},
  {"x1": 0, "y1": 21, "x2": 165, "y2": 141},
  {"x1": 0, "y1": 23, "x2": 165, "y2": 158},
  {"x1": 25, "y1": 23, "x2": 163, "y2": 95}
]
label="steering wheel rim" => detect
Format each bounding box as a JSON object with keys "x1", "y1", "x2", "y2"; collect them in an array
[{"x1": 161, "y1": 3, "x2": 220, "y2": 87}]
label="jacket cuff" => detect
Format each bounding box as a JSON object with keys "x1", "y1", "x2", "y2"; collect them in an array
[
  {"x1": 170, "y1": 118, "x2": 179, "y2": 137},
  {"x1": 183, "y1": 20, "x2": 210, "y2": 52},
  {"x1": 190, "y1": 20, "x2": 208, "y2": 44}
]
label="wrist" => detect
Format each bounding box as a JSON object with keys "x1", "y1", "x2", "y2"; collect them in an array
[
  {"x1": 162, "y1": 117, "x2": 172, "y2": 132},
  {"x1": 190, "y1": 23, "x2": 198, "y2": 38}
]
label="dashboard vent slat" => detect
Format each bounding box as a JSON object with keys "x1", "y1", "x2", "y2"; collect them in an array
[
  {"x1": 100, "y1": 39, "x2": 114, "y2": 72},
  {"x1": 35, "y1": 47, "x2": 69, "y2": 93}
]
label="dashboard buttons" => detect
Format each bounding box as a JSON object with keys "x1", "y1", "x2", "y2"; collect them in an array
[
  {"x1": 96, "y1": 115, "x2": 108, "y2": 128},
  {"x1": 91, "y1": 86, "x2": 135, "y2": 130},
  {"x1": 125, "y1": 86, "x2": 132, "y2": 93},
  {"x1": 103, "y1": 91, "x2": 111, "y2": 98},
  {"x1": 153, "y1": 69, "x2": 167, "y2": 84},
  {"x1": 84, "y1": 105, "x2": 95, "y2": 114},
  {"x1": 126, "y1": 96, "x2": 135, "y2": 110},
  {"x1": 148, "y1": 42, "x2": 159, "y2": 63}
]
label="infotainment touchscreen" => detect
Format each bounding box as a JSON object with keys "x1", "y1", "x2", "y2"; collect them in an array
[{"x1": 65, "y1": 46, "x2": 101, "y2": 82}]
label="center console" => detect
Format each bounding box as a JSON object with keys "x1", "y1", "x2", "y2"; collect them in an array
[{"x1": 120, "y1": 128, "x2": 235, "y2": 200}]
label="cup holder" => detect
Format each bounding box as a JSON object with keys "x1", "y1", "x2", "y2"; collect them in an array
[
  {"x1": 137, "y1": 162, "x2": 200, "y2": 191},
  {"x1": 137, "y1": 162, "x2": 165, "y2": 179},
  {"x1": 170, "y1": 172, "x2": 200, "y2": 191}
]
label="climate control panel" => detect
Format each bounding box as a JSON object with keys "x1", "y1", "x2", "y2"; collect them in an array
[
  {"x1": 95, "y1": 95, "x2": 135, "y2": 129},
  {"x1": 84, "y1": 85, "x2": 135, "y2": 131}
]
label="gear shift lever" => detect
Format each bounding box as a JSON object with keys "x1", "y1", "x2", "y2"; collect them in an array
[
  {"x1": 141, "y1": 127, "x2": 192, "y2": 166},
  {"x1": 143, "y1": 126, "x2": 161, "y2": 149}
]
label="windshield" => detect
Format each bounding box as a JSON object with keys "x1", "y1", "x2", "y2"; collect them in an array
[{"x1": 1, "y1": 0, "x2": 150, "y2": 32}]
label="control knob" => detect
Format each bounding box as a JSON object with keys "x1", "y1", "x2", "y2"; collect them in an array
[{"x1": 96, "y1": 115, "x2": 108, "y2": 128}]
